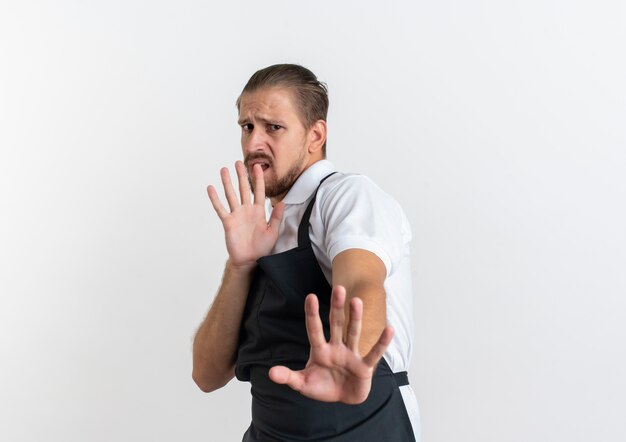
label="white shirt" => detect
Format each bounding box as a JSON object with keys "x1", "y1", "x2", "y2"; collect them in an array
[{"x1": 269, "y1": 160, "x2": 421, "y2": 440}]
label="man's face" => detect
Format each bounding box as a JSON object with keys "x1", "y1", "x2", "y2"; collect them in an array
[{"x1": 238, "y1": 87, "x2": 311, "y2": 200}]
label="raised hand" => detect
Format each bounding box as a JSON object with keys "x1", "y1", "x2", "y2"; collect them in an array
[
  {"x1": 268, "y1": 285, "x2": 394, "y2": 404},
  {"x1": 207, "y1": 161, "x2": 284, "y2": 269}
]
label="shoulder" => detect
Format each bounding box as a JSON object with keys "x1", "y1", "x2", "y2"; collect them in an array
[
  {"x1": 317, "y1": 172, "x2": 404, "y2": 218},
  {"x1": 313, "y1": 171, "x2": 411, "y2": 274}
]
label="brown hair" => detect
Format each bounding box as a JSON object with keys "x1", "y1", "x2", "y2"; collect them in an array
[{"x1": 236, "y1": 64, "x2": 329, "y2": 155}]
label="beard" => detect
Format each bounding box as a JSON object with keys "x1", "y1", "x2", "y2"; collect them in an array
[{"x1": 246, "y1": 148, "x2": 307, "y2": 199}]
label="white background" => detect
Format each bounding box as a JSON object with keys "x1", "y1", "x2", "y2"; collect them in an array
[{"x1": 1, "y1": 1, "x2": 625, "y2": 441}]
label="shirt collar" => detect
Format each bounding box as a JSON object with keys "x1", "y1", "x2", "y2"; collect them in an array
[{"x1": 281, "y1": 159, "x2": 336, "y2": 205}]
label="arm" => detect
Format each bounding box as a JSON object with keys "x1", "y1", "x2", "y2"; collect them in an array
[
  {"x1": 331, "y1": 248, "x2": 387, "y2": 357},
  {"x1": 192, "y1": 260, "x2": 253, "y2": 392},
  {"x1": 192, "y1": 161, "x2": 284, "y2": 392}
]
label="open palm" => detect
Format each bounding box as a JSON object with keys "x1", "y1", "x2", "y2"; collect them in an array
[
  {"x1": 207, "y1": 161, "x2": 284, "y2": 268},
  {"x1": 269, "y1": 286, "x2": 394, "y2": 405}
]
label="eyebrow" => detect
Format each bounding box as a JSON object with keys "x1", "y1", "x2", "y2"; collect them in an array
[{"x1": 237, "y1": 116, "x2": 287, "y2": 126}]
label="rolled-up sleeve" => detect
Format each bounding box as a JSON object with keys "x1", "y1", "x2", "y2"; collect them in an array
[{"x1": 320, "y1": 175, "x2": 411, "y2": 277}]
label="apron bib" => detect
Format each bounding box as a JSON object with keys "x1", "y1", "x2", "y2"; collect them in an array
[{"x1": 235, "y1": 174, "x2": 415, "y2": 441}]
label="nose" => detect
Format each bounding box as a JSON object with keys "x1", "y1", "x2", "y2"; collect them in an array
[{"x1": 243, "y1": 127, "x2": 268, "y2": 155}]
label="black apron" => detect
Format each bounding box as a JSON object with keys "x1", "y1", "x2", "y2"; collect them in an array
[{"x1": 235, "y1": 174, "x2": 416, "y2": 441}]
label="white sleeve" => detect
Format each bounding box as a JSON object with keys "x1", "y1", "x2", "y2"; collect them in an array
[{"x1": 319, "y1": 175, "x2": 411, "y2": 276}]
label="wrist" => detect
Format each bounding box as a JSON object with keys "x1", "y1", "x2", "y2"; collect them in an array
[{"x1": 225, "y1": 259, "x2": 256, "y2": 275}]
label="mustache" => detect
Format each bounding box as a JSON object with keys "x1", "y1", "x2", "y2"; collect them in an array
[{"x1": 244, "y1": 153, "x2": 274, "y2": 168}]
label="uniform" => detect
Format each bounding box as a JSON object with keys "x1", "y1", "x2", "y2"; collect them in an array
[{"x1": 236, "y1": 160, "x2": 420, "y2": 441}]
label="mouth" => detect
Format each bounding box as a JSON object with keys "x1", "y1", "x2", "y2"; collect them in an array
[{"x1": 245, "y1": 158, "x2": 272, "y2": 174}]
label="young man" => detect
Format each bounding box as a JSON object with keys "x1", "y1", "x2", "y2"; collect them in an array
[{"x1": 193, "y1": 64, "x2": 420, "y2": 441}]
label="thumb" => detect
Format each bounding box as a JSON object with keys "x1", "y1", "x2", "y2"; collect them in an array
[
  {"x1": 269, "y1": 365, "x2": 304, "y2": 392},
  {"x1": 268, "y1": 201, "x2": 285, "y2": 230}
]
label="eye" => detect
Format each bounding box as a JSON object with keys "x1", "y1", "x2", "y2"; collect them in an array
[
  {"x1": 267, "y1": 124, "x2": 282, "y2": 132},
  {"x1": 241, "y1": 123, "x2": 253, "y2": 132}
]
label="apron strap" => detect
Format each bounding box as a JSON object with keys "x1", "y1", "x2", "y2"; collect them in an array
[
  {"x1": 297, "y1": 172, "x2": 338, "y2": 247},
  {"x1": 394, "y1": 371, "x2": 410, "y2": 387}
]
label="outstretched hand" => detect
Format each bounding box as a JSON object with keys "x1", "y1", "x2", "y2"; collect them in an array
[
  {"x1": 269, "y1": 285, "x2": 393, "y2": 404},
  {"x1": 207, "y1": 161, "x2": 284, "y2": 269}
]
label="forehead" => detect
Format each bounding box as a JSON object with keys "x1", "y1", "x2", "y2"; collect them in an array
[{"x1": 238, "y1": 87, "x2": 300, "y2": 122}]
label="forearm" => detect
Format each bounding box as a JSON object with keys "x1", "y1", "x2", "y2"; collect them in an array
[
  {"x1": 192, "y1": 260, "x2": 254, "y2": 392},
  {"x1": 344, "y1": 281, "x2": 387, "y2": 356},
  {"x1": 331, "y1": 249, "x2": 388, "y2": 357}
]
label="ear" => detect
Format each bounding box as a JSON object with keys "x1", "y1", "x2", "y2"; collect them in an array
[{"x1": 307, "y1": 120, "x2": 327, "y2": 156}]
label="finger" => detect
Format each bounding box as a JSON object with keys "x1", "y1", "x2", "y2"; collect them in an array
[
  {"x1": 269, "y1": 366, "x2": 305, "y2": 392},
  {"x1": 345, "y1": 297, "x2": 363, "y2": 353},
  {"x1": 207, "y1": 185, "x2": 228, "y2": 220},
  {"x1": 235, "y1": 161, "x2": 251, "y2": 205},
  {"x1": 329, "y1": 285, "x2": 346, "y2": 345},
  {"x1": 305, "y1": 294, "x2": 326, "y2": 349},
  {"x1": 362, "y1": 326, "x2": 394, "y2": 367},
  {"x1": 220, "y1": 167, "x2": 239, "y2": 211},
  {"x1": 268, "y1": 201, "x2": 285, "y2": 231},
  {"x1": 252, "y1": 163, "x2": 266, "y2": 205}
]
